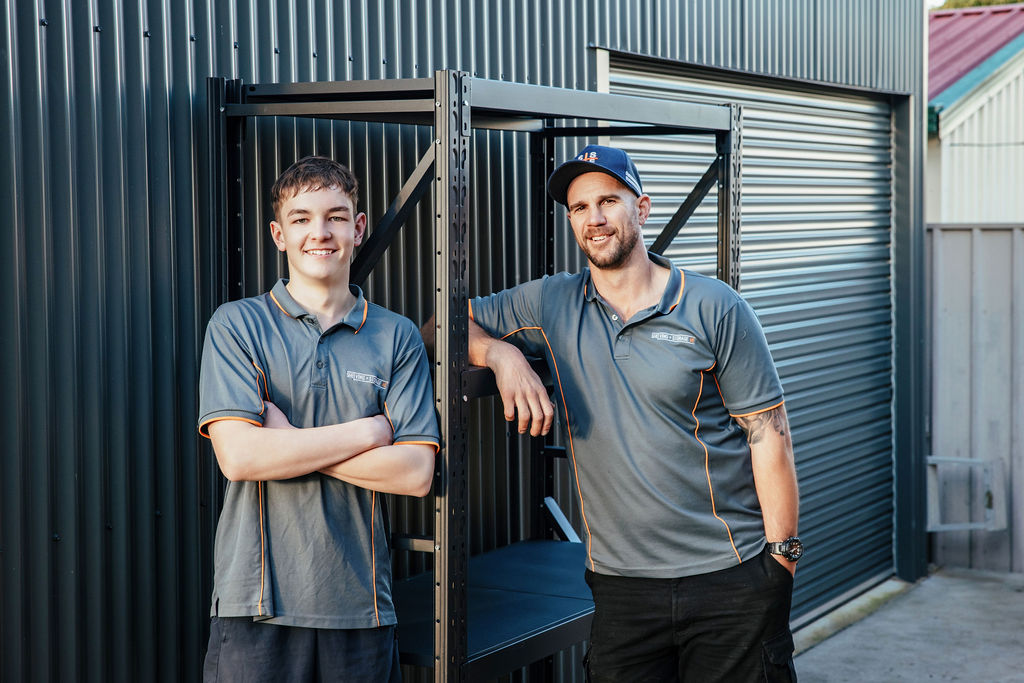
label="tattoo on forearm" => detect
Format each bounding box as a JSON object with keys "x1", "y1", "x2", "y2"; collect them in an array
[{"x1": 735, "y1": 406, "x2": 788, "y2": 446}]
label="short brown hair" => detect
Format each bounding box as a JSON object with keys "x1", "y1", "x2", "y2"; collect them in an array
[{"x1": 270, "y1": 156, "x2": 360, "y2": 220}]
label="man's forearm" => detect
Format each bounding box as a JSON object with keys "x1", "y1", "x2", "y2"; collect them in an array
[
  {"x1": 319, "y1": 444, "x2": 436, "y2": 496},
  {"x1": 737, "y1": 405, "x2": 800, "y2": 569},
  {"x1": 209, "y1": 415, "x2": 390, "y2": 482},
  {"x1": 469, "y1": 317, "x2": 503, "y2": 367},
  {"x1": 468, "y1": 318, "x2": 554, "y2": 435}
]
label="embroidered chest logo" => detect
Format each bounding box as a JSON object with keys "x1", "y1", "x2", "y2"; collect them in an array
[
  {"x1": 346, "y1": 371, "x2": 389, "y2": 389},
  {"x1": 651, "y1": 331, "x2": 696, "y2": 345}
]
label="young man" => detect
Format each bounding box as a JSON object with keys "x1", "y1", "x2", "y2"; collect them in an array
[
  {"x1": 468, "y1": 145, "x2": 800, "y2": 681},
  {"x1": 198, "y1": 156, "x2": 439, "y2": 682}
]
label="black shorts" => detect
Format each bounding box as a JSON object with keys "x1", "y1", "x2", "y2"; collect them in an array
[
  {"x1": 202, "y1": 617, "x2": 401, "y2": 683},
  {"x1": 584, "y1": 546, "x2": 797, "y2": 682}
]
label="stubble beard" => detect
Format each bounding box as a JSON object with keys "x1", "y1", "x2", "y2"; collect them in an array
[{"x1": 580, "y1": 223, "x2": 641, "y2": 270}]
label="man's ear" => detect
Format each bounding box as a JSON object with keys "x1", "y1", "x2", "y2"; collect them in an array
[
  {"x1": 269, "y1": 220, "x2": 287, "y2": 252},
  {"x1": 353, "y1": 212, "x2": 368, "y2": 246},
  {"x1": 636, "y1": 194, "x2": 652, "y2": 226}
]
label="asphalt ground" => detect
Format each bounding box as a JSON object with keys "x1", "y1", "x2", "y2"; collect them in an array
[{"x1": 793, "y1": 567, "x2": 1024, "y2": 682}]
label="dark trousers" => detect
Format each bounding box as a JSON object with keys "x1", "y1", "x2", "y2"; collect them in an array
[
  {"x1": 584, "y1": 546, "x2": 797, "y2": 682},
  {"x1": 203, "y1": 617, "x2": 402, "y2": 683}
]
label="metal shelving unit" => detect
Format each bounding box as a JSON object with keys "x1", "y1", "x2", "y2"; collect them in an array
[{"x1": 207, "y1": 70, "x2": 741, "y2": 682}]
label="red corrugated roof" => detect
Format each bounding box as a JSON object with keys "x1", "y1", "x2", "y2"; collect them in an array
[{"x1": 929, "y1": 3, "x2": 1024, "y2": 99}]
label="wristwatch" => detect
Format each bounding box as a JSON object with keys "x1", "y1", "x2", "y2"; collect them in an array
[{"x1": 767, "y1": 536, "x2": 804, "y2": 562}]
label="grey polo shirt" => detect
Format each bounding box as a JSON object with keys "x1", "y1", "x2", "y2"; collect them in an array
[
  {"x1": 198, "y1": 279, "x2": 439, "y2": 628},
  {"x1": 470, "y1": 253, "x2": 784, "y2": 579}
]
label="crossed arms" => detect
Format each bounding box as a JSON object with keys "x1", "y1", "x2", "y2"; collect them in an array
[{"x1": 208, "y1": 405, "x2": 435, "y2": 496}]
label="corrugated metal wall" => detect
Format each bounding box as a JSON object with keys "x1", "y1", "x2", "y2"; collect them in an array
[
  {"x1": 928, "y1": 224, "x2": 1024, "y2": 573},
  {"x1": 1, "y1": 1, "x2": 924, "y2": 681},
  {"x1": 935, "y1": 59, "x2": 1024, "y2": 222},
  {"x1": 609, "y1": 61, "x2": 896, "y2": 620}
]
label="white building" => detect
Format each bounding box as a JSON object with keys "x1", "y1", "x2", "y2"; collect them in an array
[{"x1": 927, "y1": 4, "x2": 1024, "y2": 223}]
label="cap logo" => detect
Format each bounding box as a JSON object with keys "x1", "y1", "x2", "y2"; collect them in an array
[{"x1": 579, "y1": 151, "x2": 599, "y2": 162}]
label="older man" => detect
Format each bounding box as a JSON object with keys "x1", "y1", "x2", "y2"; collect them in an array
[{"x1": 468, "y1": 145, "x2": 801, "y2": 682}]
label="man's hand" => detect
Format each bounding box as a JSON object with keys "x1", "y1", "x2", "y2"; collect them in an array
[
  {"x1": 483, "y1": 337, "x2": 555, "y2": 437},
  {"x1": 769, "y1": 553, "x2": 797, "y2": 577},
  {"x1": 364, "y1": 414, "x2": 395, "y2": 448},
  {"x1": 429, "y1": 314, "x2": 555, "y2": 436},
  {"x1": 262, "y1": 401, "x2": 294, "y2": 429}
]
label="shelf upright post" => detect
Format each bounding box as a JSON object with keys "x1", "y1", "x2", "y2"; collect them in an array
[
  {"x1": 224, "y1": 79, "x2": 245, "y2": 302},
  {"x1": 528, "y1": 129, "x2": 557, "y2": 543},
  {"x1": 432, "y1": 69, "x2": 471, "y2": 683},
  {"x1": 717, "y1": 104, "x2": 743, "y2": 291},
  {"x1": 205, "y1": 77, "x2": 228, "y2": 308}
]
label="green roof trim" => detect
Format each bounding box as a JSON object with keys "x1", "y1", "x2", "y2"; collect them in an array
[{"x1": 930, "y1": 31, "x2": 1024, "y2": 112}]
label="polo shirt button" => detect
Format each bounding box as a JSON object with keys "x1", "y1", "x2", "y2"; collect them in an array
[
  {"x1": 316, "y1": 360, "x2": 325, "y2": 368},
  {"x1": 612, "y1": 315, "x2": 618, "y2": 321}
]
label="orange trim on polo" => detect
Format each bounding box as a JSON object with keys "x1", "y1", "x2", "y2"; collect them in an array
[
  {"x1": 198, "y1": 415, "x2": 263, "y2": 438},
  {"x1": 395, "y1": 440, "x2": 441, "y2": 453},
  {"x1": 371, "y1": 491, "x2": 380, "y2": 626},
  {"x1": 353, "y1": 299, "x2": 368, "y2": 334},
  {"x1": 384, "y1": 403, "x2": 440, "y2": 451},
  {"x1": 729, "y1": 400, "x2": 785, "y2": 419},
  {"x1": 258, "y1": 481, "x2": 267, "y2": 616},
  {"x1": 667, "y1": 269, "x2": 685, "y2": 313},
  {"x1": 693, "y1": 368, "x2": 742, "y2": 563},
  {"x1": 500, "y1": 325, "x2": 595, "y2": 571},
  {"x1": 198, "y1": 359, "x2": 271, "y2": 437},
  {"x1": 468, "y1": 299, "x2": 475, "y2": 321},
  {"x1": 252, "y1": 361, "x2": 269, "y2": 415},
  {"x1": 268, "y1": 290, "x2": 292, "y2": 318}
]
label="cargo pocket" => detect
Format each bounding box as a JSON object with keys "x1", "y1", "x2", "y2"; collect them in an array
[{"x1": 761, "y1": 629, "x2": 797, "y2": 682}]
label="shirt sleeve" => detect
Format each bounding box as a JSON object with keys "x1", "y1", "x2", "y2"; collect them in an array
[
  {"x1": 713, "y1": 298, "x2": 785, "y2": 417},
  {"x1": 197, "y1": 314, "x2": 268, "y2": 437},
  {"x1": 469, "y1": 277, "x2": 549, "y2": 357},
  {"x1": 383, "y1": 323, "x2": 441, "y2": 450}
]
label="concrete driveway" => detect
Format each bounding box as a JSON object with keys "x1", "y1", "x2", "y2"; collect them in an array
[{"x1": 793, "y1": 568, "x2": 1024, "y2": 682}]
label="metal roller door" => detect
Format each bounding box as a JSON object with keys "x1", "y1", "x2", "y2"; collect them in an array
[{"x1": 608, "y1": 60, "x2": 895, "y2": 623}]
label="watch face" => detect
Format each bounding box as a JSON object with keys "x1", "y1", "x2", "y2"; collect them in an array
[{"x1": 784, "y1": 539, "x2": 804, "y2": 561}]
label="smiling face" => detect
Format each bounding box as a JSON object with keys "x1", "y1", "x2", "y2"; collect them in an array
[
  {"x1": 269, "y1": 186, "x2": 367, "y2": 289},
  {"x1": 565, "y1": 171, "x2": 651, "y2": 271}
]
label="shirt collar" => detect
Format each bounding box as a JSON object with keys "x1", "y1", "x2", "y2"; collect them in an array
[
  {"x1": 651, "y1": 253, "x2": 684, "y2": 314},
  {"x1": 269, "y1": 279, "x2": 369, "y2": 331},
  {"x1": 582, "y1": 252, "x2": 683, "y2": 314}
]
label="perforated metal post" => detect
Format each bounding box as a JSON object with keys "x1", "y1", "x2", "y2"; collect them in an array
[
  {"x1": 717, "y1": 104, "x2": 743, "y2": 290},
  {"x1": 432, "y1": 70, "x2": 471, "y2": 683}
]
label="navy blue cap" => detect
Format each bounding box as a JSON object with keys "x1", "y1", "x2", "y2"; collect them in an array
[{"x1": 546, "y1": 145, "x2": 644, "y2": 206}]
